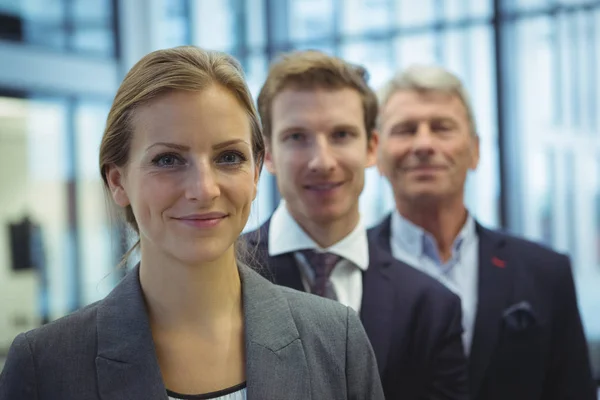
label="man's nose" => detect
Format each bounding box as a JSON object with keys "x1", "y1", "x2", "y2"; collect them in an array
[
  {"x1": 412, "y1": 124, "x2": 435, "y2": 157},
  {"x1": 307, "y1": 136, "x2": 336, "y2": 173}
]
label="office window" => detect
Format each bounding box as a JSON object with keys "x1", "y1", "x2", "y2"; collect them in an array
[
  {"x1": 74, "y1": 100, "x2": 119, "y2": 306},
  {"x1": 1, "y1": 0, "x2": 67, "y2": 48},
  {"x1": 159, "y1": 0, "x2": 191, "y2": 48},
  {"x1": 244, "y1": 170, "x2": 275, "y2": 233},
  {"x1": 341, "y1": 40, "x2": 394, "y2": 88},
  {"x1": 396, "y1": 0, "x2": 437, "y2": 27},
  {"x1": 341, "y1": 0, "x2": 391, "y2": 35},
  {"x1": 244, "y1": 53, "x2": 269, "y2": 98},
  {"x1": 341, "y1": 40, "x2": 396, "y2": 226},
  {"x1": 502, "y1": 7, "x2": 600, "y2": 376},
  {"x1": 0, "y1": 94, "x2": 117, "y2": 348},
  {"x1": 503, "y1": 15, "x2": 557, "y2": 240},
  {"x1": 501, "y1": 0, "x2": 549, "y2": 12},
  {"x1": 0, "y1": 0, "x2": 116, "y2": 56},
  {"x1": 189, "y1": 0, "x2": 239, "y2": 51},
  {"x1": 469, "y1": 0, "x2": 493, "y2": 20},
  {"x1": 287, "y1": 41, "x2": 336, "y2": 54},
  {"x1": 557, "y1": 0, "x2": 591, "y2": 5},
  {"x1": 394, "y1": 32, "x2": 438, "y2": 67},
  {"x1": 0, "y1": 96, "x2": 72, "y2": 336},
  {"x1": 447, "y1": 25, "x2": 499, "y2": 227},
  {"x1": 71, "y1": 0, "x2": 115, "y2": 55},
  {"x1": 242, "y1": 53, "x2": 275, "y2": 233},
  {"x1": 289, "y1": 0, "x2": 335, "y2": 42},
  {"x1": 246, "y1": 0, "x2": 266, "y2": 49},
  {"x1": 443, "y1": 0, "x2": 471, "y2": 22}
]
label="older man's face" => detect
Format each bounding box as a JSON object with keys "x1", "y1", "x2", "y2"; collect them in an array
[{"x1": 377, "y1": 89, "x2": 479, "y2": 206}]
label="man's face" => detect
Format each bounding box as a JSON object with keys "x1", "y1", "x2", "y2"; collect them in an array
[
  {"x1": 377, "y1": 89, "x2": 479, "y2": 206},
  {"x1": 266, "y1": 87, "x2": 377, "y2": 227}
]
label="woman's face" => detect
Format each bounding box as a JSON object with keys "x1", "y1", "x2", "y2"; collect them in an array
[{"x1": 107, "y1": 86, "x2": 259, "y2": 265}]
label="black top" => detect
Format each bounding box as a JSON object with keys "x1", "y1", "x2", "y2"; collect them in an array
[{"x1": 167, "y1": 382, "x2": 247, "y2": 399}]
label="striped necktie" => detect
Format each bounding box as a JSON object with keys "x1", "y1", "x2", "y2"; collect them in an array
[{"x1": 300, "y1": 250, "x2": 341, "y2": 300}]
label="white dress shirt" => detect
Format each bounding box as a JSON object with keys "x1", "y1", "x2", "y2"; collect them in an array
[
  {"x1": 389, "y1": 211, "x2": 479, "y2": 354},
  {"x1": 268, "y1": 201, "x2": 369, "y2": 313}
]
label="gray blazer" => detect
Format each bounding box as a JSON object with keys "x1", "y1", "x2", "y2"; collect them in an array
[{"x1": 0, "y1": 264, "x2": 384, "y2": 399}]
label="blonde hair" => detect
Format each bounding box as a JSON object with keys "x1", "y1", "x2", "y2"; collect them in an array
[
  {"x1": 99, "y1": 46, "x2": 265, "y2": 263},
  {"x1": 257, "y1": 50, "x2": 378, "y2": 141},
  {"x1": 378, "y1": 64, "x2": 478, "y2": 136}
]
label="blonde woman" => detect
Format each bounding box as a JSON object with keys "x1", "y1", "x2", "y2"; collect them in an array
[{"x1": 0, "y1": 46, "x2": 384, "y2": 400}]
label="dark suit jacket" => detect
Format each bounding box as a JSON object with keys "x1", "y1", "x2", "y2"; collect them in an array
[
  {"x1": 371, "y1": 215, "x2": 597, "y2": 400},
  {"x1": 0, "y1": 263, "x2": 384, "y2": 400},
  {"x1": 244, "y1": 220, "x2": 469, "y2": 400}
]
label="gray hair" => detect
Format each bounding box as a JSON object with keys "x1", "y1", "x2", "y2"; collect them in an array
[{"x1": 378, "y1": 65, "x2": 478, "y2": 136}]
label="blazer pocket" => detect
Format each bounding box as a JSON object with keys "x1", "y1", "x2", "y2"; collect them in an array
[
  {"x1": 502, "y1": 320, "x2": 543, "y2": 343},
  {"x1": 495, "y1": 323, "x2": 548, "y2": 389}
]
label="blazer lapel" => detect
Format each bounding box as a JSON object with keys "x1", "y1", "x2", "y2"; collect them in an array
[
  {"x1": 361, "y1": 223, "x2": 397, "y2": 375},
  {"x1": 468, "y1": 225, "x2": 514, "y2": 397},
  {"x1": 245, "y1": 219, "x2": 305, "y2": 292},
  {"x1": 268, "y1": 253, "x2": 305, "y2": 291},
  {"x1": 239, "y1": 264, "x2": 311, "y2": 399},
  {"x1": 95, "y1": 265, "x2": 167, "y2": 400},
  {"x1": 94, "y1": 255, "x2": 310, "y2": 399},
  {"x1": 368, "y1": 215, "x2": 393, "y2": 254}
]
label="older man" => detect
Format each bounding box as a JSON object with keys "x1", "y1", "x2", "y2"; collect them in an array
[{"x1": 372, "y1": 64, "x2": 597, "y2": 400}]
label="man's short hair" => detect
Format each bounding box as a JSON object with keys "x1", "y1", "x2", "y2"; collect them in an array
[
  {"x1": 378, "y1": 65, "x2": 478, "y2": 136},
  {"x1": 257, "y1": 50, "x2": 378, "y2": 141}
]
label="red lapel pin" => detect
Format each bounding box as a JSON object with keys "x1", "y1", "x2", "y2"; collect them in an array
[{"x1": 492, "y1": 257, "x2": 506, "y2": 268}]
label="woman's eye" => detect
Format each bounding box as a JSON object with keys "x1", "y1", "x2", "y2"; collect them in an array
[
  {"x1": 218, "y1": 152, "x2": 245, "y2": 165},
  {"x1": 153, "y1": 153, "x2": 183, "y2": 168}
]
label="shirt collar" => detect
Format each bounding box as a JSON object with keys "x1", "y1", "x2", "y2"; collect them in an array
[
  {"x1": 391, "y1": 210, "x2": 476, "y2": 264},
  {"x1": 268, "y1": 201, "x2": 369, "y2": 271}
]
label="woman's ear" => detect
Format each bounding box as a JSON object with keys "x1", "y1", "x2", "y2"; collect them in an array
[{"x1": 105, "y1": 165, "x2": 130, "y2": 207}]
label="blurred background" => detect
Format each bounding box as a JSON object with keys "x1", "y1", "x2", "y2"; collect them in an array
[{"x1": 0, "y1": 0, "x2": 598, "y2": 385}]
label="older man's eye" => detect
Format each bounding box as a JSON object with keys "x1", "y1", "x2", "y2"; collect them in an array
[
  {"x1": 434, "y1": 124, "x2": 453, "y2": 131},
  {"x1": 392, "y1": 127, "x2": 414, "y2": 136}
]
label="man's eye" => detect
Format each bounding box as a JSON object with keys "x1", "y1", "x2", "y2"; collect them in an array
[{"x1": 393, "y1": 128, "x2": 414, "y2": 135}]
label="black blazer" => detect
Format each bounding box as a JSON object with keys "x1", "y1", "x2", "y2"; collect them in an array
[
  {"x1": 370, "y1": 215, "x2": 597, "y2": 400},
  {"x1": 244, "y1": 220, "x2": 469, "y2": 400}
]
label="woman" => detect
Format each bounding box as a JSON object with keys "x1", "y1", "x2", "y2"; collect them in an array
[{"x1": 0, "y1": 47, "x2": 383, "y2": 400}]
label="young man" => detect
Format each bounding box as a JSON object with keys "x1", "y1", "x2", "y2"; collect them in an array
[
  {"x1": 244, "y1": 51, "x2": 468, "y2": 399},
  {"x1": 373, "y1": 64, "x2": 597, "y2": 400}
]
